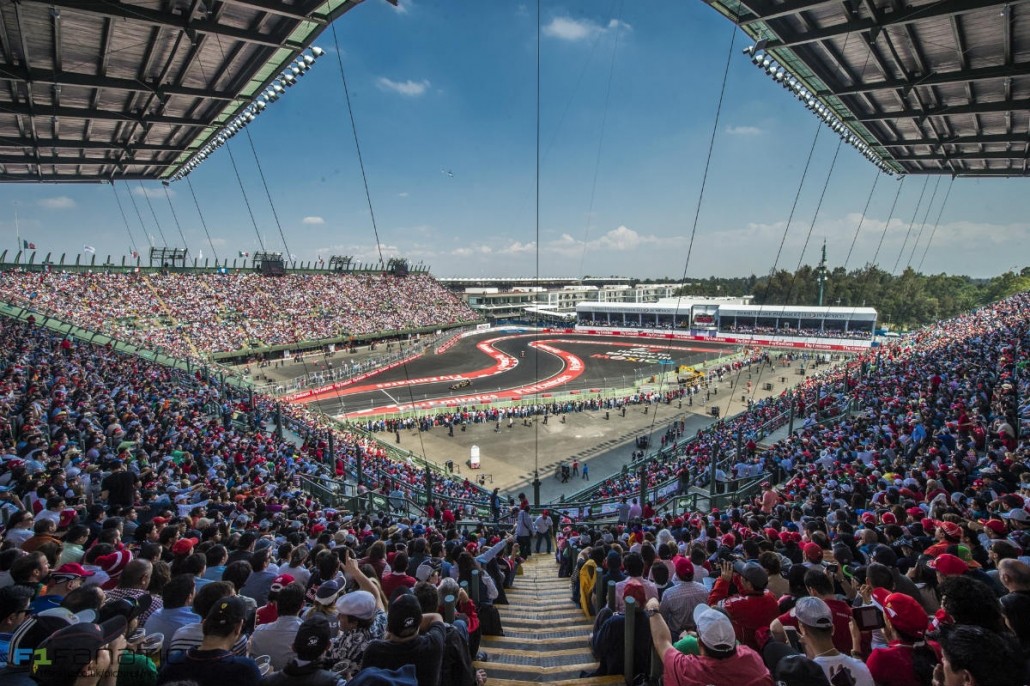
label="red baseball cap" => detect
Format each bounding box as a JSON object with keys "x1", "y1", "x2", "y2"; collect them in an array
[
  {"x1": 879, "y1": 592, "x2": 929, "y2": 638},
  {"x1": 151, "y1": 517, "x2": 169, "y2": 526},
  {"x1": 50, "y1": 563, "x2": 96, "y2": 581},
  {"x1": 929, "y1": 553, "x2": 968, "y2": 576},
  {"x1": 860, "y1": 512, "x2": 876, "y2": 525},
  {"x1": 803, "y1": 542, "x2": 824, "y2": 562},
  {"x1": 674, "y1": 557, "x2": 694, "y2": 579},
  {"x1": 939, "y1": 521, "x2": 962, "y2": 539},
  {"x1": 270, "y1": 573, "x2": 296, "y2": 593},
  {"x1": 880, "y1": 512, "x2": 898, "y2": 525},
  {"x1": 983, "y1": 519, "x2": 1007, "y2": 536},
  {"x1": 171, "y1": 537, "x2": 199, "y2": 556}
]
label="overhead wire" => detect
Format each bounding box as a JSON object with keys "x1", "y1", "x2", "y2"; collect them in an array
[
  {"x1": 185, "y1": 177, "x2": 221, "y2": 262},
  {"x1": 163, "y1": 183, "x2": 191, "y2": 254},
  {"x1": 891, "y1": 174, "x2": 929, "y2": 274},
  {"x1": 138, "y1": 180, "x2": 170, "y2": 246},
  {"x1": 125, "y1": 182, "x2": 156, "y2": 247},
  {"x1": 905, "y1": 174, "x2": 942, "y2": 270},
  {"x1": 110, "y1": 183, "x2": 141, "y2": 258},
  {"x1": 916, "y1": 176, "x2": 955, "y2": 272}
]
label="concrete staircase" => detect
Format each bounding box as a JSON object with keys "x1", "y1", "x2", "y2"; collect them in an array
[{"x1": 476, "y1": 552, "x2": 624, "y2": 686}]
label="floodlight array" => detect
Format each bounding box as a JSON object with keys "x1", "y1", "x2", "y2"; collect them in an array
[
  {"x1": 169, "y1": 47, "x2": 326, "y2": 181},
  {"x1": 744, "y1": 45, "x2": 895, "y2": 176}
]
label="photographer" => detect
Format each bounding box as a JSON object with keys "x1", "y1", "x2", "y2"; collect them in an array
[{"x1": 707, "y1": 559, "x2": 779, "y2": 650}]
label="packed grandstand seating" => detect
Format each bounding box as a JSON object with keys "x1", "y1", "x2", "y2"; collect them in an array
[
  {"x1": 0, "y1": 291, "x2": 1027, "y2": 686},
  {"x1": 0, "y1": 271, "x2": 480, "y2": 358},
  {"x1": 726, "y1": 324, "x2": 873, "y2": 340}
]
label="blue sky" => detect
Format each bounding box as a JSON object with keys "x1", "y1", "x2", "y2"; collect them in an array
[{"x1": 1, "y1": 0, "x2": 1027, "y2": 279}]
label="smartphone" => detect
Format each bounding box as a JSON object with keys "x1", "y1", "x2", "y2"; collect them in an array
[
  {"x1": 825, "y1": 563, "x2": 839, "y2": 574},
  {"x1": 852, "y1": 605, "x2": 885, "y2": 631},
  {"x1": 783, "y1": 626, "x2": 802, "y2": 651}
]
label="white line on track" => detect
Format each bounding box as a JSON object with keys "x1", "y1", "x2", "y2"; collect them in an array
[{"x1": 380, "y1": 389, "x2": 399, "y2": 404}]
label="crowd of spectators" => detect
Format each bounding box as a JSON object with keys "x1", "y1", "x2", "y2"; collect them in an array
[
  {"x1": 0, "y1": 271, "x2": 479, "y2": 358},
  {"x1": 557, "y1": 291, "x2": 1029, "y2": 685},
  {"x1": 0, "y1": 315, "x2": 527, "y2": 686},
  {"x1": 726, "y1": 325, "x2": 873, "y2": 341}
]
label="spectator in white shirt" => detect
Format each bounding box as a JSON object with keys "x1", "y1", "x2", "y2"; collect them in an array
[{"x1": 249, "y1": 582, "x2": 307, "y2": 670}]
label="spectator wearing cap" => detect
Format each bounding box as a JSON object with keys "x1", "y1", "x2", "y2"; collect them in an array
[
  {"x1": 255, "y1": 573, "x2": 296, "y2": 627},
  {"x1": 29, "y1": 563, "x2": 95, "y2": 614},
  {"x1": 614, "y1": 552, "x2": 659, "y2": 613},
  {"x1": 771, "y1": 568, "x2": 854, "y2": 653},
  {"x1": 30, "y1": 616, "x2": 128, "y2": 686},
  {"x1": 646, "y1": 599, "x2": 773, "y2": 686},
  {"x1": 262, "y1": 614, "x2": 343, "y2": 686},
  {"x1": 788, "y1": 596, "x2": 874, "y2": 686},
  {"x1": 304, "y1": 579, "x2": 343, "y2": 639},
  {"x1": 0, "y1": 612, "x2": 72, "y2": 685},
  {"x1": 925, "y1": 521, "x2": 965, "y2": 558},
  {"x1": 167, "y1": 581, "x2": 248, "y2": 659},
  {"x1": 328, "y1": 552, "x2": 388, "y2": 678},
  {"x1": 0, "y1": 586, "x2": 33, "y2": 668},
  {"x1": 659, "y1": 557, "x2": 709, "y2": 637},
  {"x1": 157, "y1": 596, "x2": 260, "y2": 686},
  {"x1": 361, "y1": 593, "x2": 447, "y2": 686},
  {"x1": 934, "y1": 624, "x2": 1026, "y2": 686},
  {"x1": 104, "y1": 560, "x2": 161, "y2": 625},
  {"x1": 238, "y1": 549, "x2": 277, "y2": 607},
  {"x1": 249, "y1": 582, "x2": 306, "y2": 671},
  {"x1": 144, "y1": 574, "x2": 200, "y2": 660},
  {"x1": 708, "y1": 559, "x2": 779, "y2": 651},
  {"x1": 589, "y1": 579, "x2": 652, "y2": 680},
  {"x1": 859, "y1": 591, "x2": 941, "y2": 686}
]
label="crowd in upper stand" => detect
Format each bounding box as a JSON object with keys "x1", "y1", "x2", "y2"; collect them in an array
[
  {"x1": 0, "y1": 271, "x2": 479, "y2": 357},
  {"x1": 0, "y1": 277, "x2": 1027, "y2": 686},
  {"x1": 558, "y1": 292, "x2": 1029, "y2": 686}
]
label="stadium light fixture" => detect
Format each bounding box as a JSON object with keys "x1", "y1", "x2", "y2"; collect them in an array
[
  {"x1": 744, "y1": 43, "x2": 895, "y2": 175},
  {"x1": 169, "y1": 47, "x2": 328, "y2": 182}
]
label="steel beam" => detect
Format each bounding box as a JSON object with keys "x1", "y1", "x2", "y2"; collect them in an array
[
  {"x1": 0, "y1": 65, "x2": 235, "y2": 101},
  {"x1": 24, "y1": 0, "x2": 300, "y2": 50},
  {"x1": 0, "y1": 153, "x2": 175, "y2": 167},
  {"x1": 857, "y1": 98, "x2": 1030, "y2": 121},
  {"x1": 761, "y1": 0, "x2": 1018, "y2": 51},
  {"x1": 0, "y1": 102, "x2": 216, "y2": 127},
  {"x1": 829, "y1": 63, "x2": 1030, "y2": 98}
]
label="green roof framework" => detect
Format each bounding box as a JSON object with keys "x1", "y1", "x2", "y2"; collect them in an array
[
  {"x1": 0, "y1": 0, "x2": 379, "y2": 183},
  {"x1": 706, "y1": 0, "x2": 1030, "y2": 177}
]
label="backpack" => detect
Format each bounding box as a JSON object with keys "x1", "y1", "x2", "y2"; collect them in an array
[{"x1": 479, "y1": 602, "x2": 504, "y2": 636}]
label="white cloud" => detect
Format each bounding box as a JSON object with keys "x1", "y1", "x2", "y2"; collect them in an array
[
  {"x1": 132, "y1": 186, "x2": 171, "y2": 199},
  {"x1": 452, "y1": 245, "x2": 493, "y2": 257},
  {"x1": 726, "y1": 125, "x2": 763, "y2": 136},
  {"x1": 546, "y1": 225, "x2": 663, "y2": 256},
  {"x1": 302, "y1": 216, "x2": 325, "y2": 225},
  {"x1": 38, "y1": 196, "x2": 76, "y2": 209},
  {"x1": 499, "y1": 241, "x2": 537, "y2": 255},
  {"x1": 398, "y1": 192, "x2": 409, "y2": 198},
  {"x1": 392, "y1": 0, "x2": 412, "y2": 14},
  {"x1": 208, "y1": 237, "x2": 228, "y2": 247},
  {"x1": 542, "y1": 16, "x2": 631, "y2": 41},
  {"x1": 376, "y1": 77, "x2": 430, "y2": 97}
]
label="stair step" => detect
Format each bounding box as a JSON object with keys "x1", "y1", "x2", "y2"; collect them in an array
[
  {"x1": 487, "y1": 678, "x2": 623, "y2": 686},
  {"x1": 486, "y1": 626, "x2": 592, "y2": 641},
  {"x1": 475, "y1": 661, "x2": 599, "y2": 681}
]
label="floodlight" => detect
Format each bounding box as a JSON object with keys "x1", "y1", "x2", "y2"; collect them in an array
[
  {"x1": 282, "y1": 72, "x2": 296, "y2": 86},
  {"x1": 311, "y1": 46, "x2": 325, "y2": 58},
  {"x1": 301, "y1": 54, "x2": 315, "y2": 66}
]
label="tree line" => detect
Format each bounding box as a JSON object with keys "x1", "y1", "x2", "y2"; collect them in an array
[{"x1": 667, "y1": 266, "x2": 1030, "y2": 330}]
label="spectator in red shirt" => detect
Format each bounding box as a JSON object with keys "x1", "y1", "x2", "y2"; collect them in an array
[
  {"x1": 380, "y1": 552, "x2": 416, "y2": 600},
  {"x1": 862, "y1": 591, "x2": 941, "y2": 686},
  {"x1": 708, "y1": 560, "x2": 780, "y2": 650}
]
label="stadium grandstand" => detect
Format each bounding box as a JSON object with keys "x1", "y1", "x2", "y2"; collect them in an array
[{"x1": 0, "y1": 1, "x2": 1028, "y2": 686}]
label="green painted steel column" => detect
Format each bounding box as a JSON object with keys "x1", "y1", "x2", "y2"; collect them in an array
[{"x1": 624, "y1": 596, "x2": 636, "y2": 685}]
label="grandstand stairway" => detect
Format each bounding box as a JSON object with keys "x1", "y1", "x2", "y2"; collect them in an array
[{"x1": 476, "y1": 552, "x2": 623, "y2": 686}]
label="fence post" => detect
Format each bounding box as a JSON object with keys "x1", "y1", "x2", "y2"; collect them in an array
[
  {"x1": 623, "y1": 596, "x2": 636, "y2": 686},
  {"x1": 470, "y1": 569, "x2": 481, "y2": 604},
  {"x1": 607, "y1": 580, "x2": 617, "y2": 611},
  {"x1": 443, "y1": 594, "x2": 456, "y2": 624},
  {"x1": 595, "y1": 567, "x2": 606, "y2": 615}
]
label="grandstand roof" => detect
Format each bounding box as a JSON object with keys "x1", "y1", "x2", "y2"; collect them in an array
[
  {"x1": 0, "y1": 0, "x2": 376, "y2": 183},
  {"x1": 708, "y1": 0, "x2": 1030, "y2": 177}
]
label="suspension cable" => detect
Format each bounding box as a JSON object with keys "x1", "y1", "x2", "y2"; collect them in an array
[
  {"x1": 125, "y1": 182, "x2": 155, "y2": 247},
  {"x1": 138, "y1": 180, "x2": 170, "y2": 246},
  {"x1": 243, "y1": 127, "x2": 294, "y2": 264},
  {"x1": 163, "y1": 183, "x2": 190, "y2": 253},
  {"x1": 185, "y1": 177, "x2": 221, "y2": 262},
  {"x1": 916, "y1": 176, "x2": 955, "y2": 272},
  {"x1": 906, "y1": 175, "x2": 942, "y2": 270},
  {"x1": 110, "y1": 183, "x2": 141, "y2": 257},
  {"x1": 891, "y1": 174, "x2": 929, "y2": 274}
]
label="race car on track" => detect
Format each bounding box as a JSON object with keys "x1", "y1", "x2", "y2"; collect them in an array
[{"x1": 450, "y1": 379, "x2": 472, "y2": 391}]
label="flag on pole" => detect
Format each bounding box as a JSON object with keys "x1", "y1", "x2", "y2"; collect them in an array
[
  {"x1": 83, "y1": 244, "x2": 96, "y2": 254},
  {"x1": 22, "y1": 240, "x2": 35, "y2": 250},
  {"x1": 238, "y1": 250, "x2": 250, "y2": 258}
]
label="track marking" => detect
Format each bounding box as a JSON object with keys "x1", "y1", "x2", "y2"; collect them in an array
[{"x1": 380, "y1": 389, "x2": 399, "y2": 405}]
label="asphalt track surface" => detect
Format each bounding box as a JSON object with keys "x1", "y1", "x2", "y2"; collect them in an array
[{"x1": 301, "y1": 332, "x2": 738, "y2": 418}]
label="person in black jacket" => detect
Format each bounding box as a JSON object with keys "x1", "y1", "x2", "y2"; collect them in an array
[
  {"x1": 413, "y1": 581, "x2": 485, "y2": 686},
  {"x1": 262, "y1": 614, "x2": 342, "y2": 686}
]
